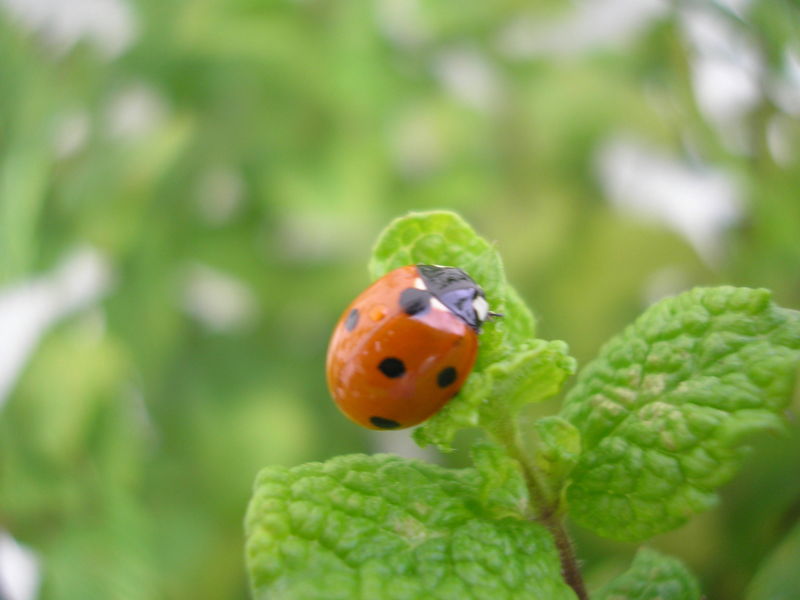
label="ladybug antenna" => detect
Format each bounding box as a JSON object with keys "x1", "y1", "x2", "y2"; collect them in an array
[{"x1": 488, "y1": 311, "x2": 504, "y2": 319}]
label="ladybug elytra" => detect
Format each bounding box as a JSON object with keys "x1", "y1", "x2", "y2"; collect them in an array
[{"x1": 326, "y1": 264, "x2": 497, "y2": 430}]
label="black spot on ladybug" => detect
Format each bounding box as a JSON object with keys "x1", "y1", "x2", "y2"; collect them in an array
[
  {"x1": 370, "y1": 416, "x2": 401, "y2": 429},
  {"x1": 344, "y1": 308, "x2": 359, "y2": 331},
  {"x1": 378, "y1": 357, "x2": 405, "y2": 378},
  {"x1": 437, "y1": 366, "x2": 457, "y2": 388},
  {"x1": 399, "y1": 288, "x2": 431, "y2": 316}
]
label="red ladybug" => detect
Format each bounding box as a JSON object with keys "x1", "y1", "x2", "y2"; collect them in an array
[{"x1": 326, "y1": 265, "x2": 496, "y2": 430}]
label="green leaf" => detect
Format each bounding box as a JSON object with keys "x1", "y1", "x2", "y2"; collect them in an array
[
  {"x1": 368, "y1": 210, "x2": 535, "y2": 366},
  {"x1": 746, "y1": 519, "x2": 800, "y2": 600},
  {"x1": 413, "y1": 338, "x2": 576, "y2": 451},
  {"x1": 595, "y1": 548, "x2": 701, "y2": 600},
  {"x1": 470, "y1": 442, "x2": 530, "y2": 519},
  {"x1": 482, "y1": 340, "x2": 576, "y2": 429},
  {"x1": 370, "y1": 211, "x2": 569, "y2": 450},
  {"x1": 562, "y1": 287, "x2": 800, "y2": 541},
  {"x1": 245, "y1": 454, "x2": 577, "y2": 600},
  {"x1": 530, "y1": 416, "x2": 581, "y2": 506},
  {"x1": 369, "y1": 211, "x2": 504, "y2": 303},
  {"x1": 503, "y1": 285, "x2": 537, "y2": 348},
  {"x1": 412, "y1": 371, "x2": 493, "y2": 451}
]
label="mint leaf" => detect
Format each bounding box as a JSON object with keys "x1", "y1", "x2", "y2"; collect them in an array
[
  {"x1": 369, "y1": 211, "x2": 505, "y2": 304},
  {"x1": 595, "y1": 548, "x2": 701, "y2": 600},
  {"x1": 370, "y1": 211, "x2": 573, "y2": 450},
  {"x1": 746, "y1": 519, "x2": 800, "y2": 600},
  {"x1": 562, "y1": 287, "x2": 800, "y2": 541},
  {"x1": 470, "y1": 442, "x2": 530, "y2": 519},
  {"x1": 245, "y1": 454, "x2": 577, "y2": 600},
  {"x1": 411, "y1": 371, "x2": 492, "y2": 450},
  {"x1": 368, "y1": 210, "x2": 535, "y2": 366},
  {"x1": 482, "y1": 341, "x2": 576, "y2": 429},
  {"x1": 413, "y1": 339, "x2": 575, "y2": 451},
  {"x1": 530, "y1": 416, "x2": 581, "y2": 508},
  {"x1": 503, "y1": 285, "x2": 537, "y2": 348}
]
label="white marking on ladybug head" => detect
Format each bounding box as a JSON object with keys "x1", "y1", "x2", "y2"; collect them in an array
[
  {"x1": 413, "y1": 277, "x2": 426, "y2": 290},
  {"x1": 473, "y1": 296, "x2": 489, "y2": 322},
  {"x1": 430, "y1": 297, "x2": 447, "y2": 312}
]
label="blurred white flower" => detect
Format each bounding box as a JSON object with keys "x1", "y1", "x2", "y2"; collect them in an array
[
  {"x1": 679, "y1": 5, "x2": 763, "y2": 153},
  {"x1": 433, "y1": 47, "x2": 502, "y2": 112},
  {"x1": 497, "y1": 0, "x2": 668, "y2": 58},
  {"x1": 0, "y1": 532, "x2": 39, "y2": 600},
  {"x1": 106, "y1": 84, "x2": 167, "y2": 140},
  {"x1": 376, "y1": 0, "x2": 429, "y2": 49},
  {"x1": 596, "y1": 136, "x2": 743, "y2": 266},
  {"x1": 0, "y1": 248, "x2": 111, "y2": 410},
  {"x1": 182, "y1": 264, "x2": 258, "y2": 332},
  {"x1": 767, "y1": 113, "x2": 797, "y2": 166},
  {"x1": 0, "y1": 0, "x2": 136, "y2": 58},
  {"x1": 771, "y1": 48, "x2": 800, "y2": 116}
]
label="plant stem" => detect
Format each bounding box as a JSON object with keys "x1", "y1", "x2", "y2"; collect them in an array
[
  {"x1": 495, "y1": 416, "x2": 589, "y2": 600},
  {"x1": 541, "y1": 513, "x2": 589, "y2": 600}
]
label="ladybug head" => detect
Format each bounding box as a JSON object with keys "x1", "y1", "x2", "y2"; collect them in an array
[{"x1": 416, "y1": 265, "x2": 499, "y2": 332}]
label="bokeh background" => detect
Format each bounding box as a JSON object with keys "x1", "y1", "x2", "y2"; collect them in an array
[{"x1": 1, "y1": 0, "x2": 799, "y2": 599}]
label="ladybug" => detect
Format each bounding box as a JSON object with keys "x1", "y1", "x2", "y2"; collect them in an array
[{"x1": 326, "y1": 264, "x2": 497, "y2": 430}]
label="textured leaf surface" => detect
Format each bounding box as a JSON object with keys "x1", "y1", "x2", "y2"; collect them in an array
[
  {"x1": 414, "y1": 340, "x2": 576, "y2": 450},
  {"x1": 595, "y1": 548, "x2": 701, "y2": 600},
  {"x1": 369, "y1": 211, "x2": 505, "y2": 312},
  {"x1": 531, "y1": 416, "x2": 581, "y2": 505},
  {"x1": 562, "y1": 287, "x2": 800, "y2": 541},
  {"x1": 369, "y1": 212, "x2": 572, "y2": 450},
  {"x1": 369, "y1": 210, "x2": 535, "y2": 366},
  {"x1": 245, "y1": 454, "x2": 576, "y2": 600},
  {"x1": 470, "y1": 442, "x2": 530, "y2": 519},
  {"x1": 482, "y1": 341, "x2": 576, "y2": 427}
]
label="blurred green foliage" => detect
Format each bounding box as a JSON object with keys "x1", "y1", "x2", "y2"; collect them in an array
[{"x1": 0, "y1": 1, "x2": 798, "y2": 599}]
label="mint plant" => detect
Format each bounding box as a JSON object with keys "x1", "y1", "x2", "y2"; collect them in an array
[{"x1": 245, "y1": 211, "x2": 800, "y2": 600}]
